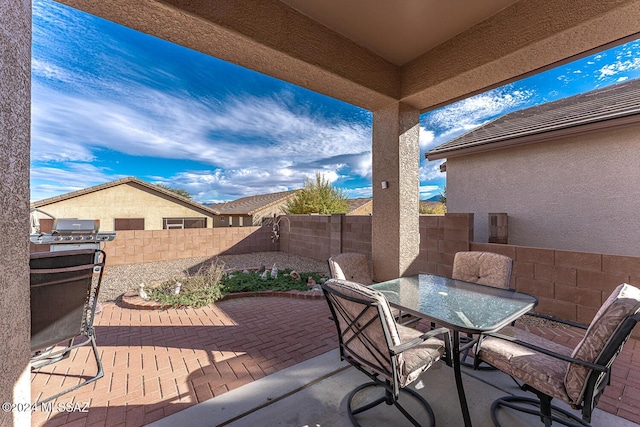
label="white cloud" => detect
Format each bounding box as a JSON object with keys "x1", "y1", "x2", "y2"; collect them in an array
[
  {"x1": 419, "y1": 185, "x2": 442, "y2": 199},
  {"x1": 31, "y1": 81, "x2": 371, "y2": 168},
  {"x1": 419, "y1": 159, "x2": 445, "y2": 182},
  {"x1": 423, "y1": 86, "x2": 534, "y2": 136},
  {"x1": 30, "y1": 163, "x2": 123, "y2": 201},
  {"x1": 419, "y1": 127, "x2": 435, "y2": 150}
]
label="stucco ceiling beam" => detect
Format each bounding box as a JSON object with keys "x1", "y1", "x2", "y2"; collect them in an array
[
  {"x1": 57, "y1": 0, "x2": 400, "y2": 111},
  {"x1": 401, "y1": 0, "x2": 640, "y2": 113}
]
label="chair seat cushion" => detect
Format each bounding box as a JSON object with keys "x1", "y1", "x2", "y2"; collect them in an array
[
  {"x1": 397, "y1": 324, "x2": 446, "y2": 386},
  {"x1": 478, "y1": 326, "x2": 573, "y2": 403}
]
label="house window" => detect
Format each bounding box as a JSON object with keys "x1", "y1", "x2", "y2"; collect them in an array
[
  {"x1": 114, "y1": 218, "x2": 145, "y2": 231},
  {"x1": 163, "y1": 217, "x2": 207, "y2": 229}
]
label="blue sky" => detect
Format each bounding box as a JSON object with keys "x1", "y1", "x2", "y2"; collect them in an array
[{"x1": 31, "y1": 0, "x2": 640, "y2": 204}]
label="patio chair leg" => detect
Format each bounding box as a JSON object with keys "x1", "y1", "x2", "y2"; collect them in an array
[
  {"x1": 347, "y1": 382, "x2": 435, "y2": 427},
  {"x1": 491, "y1": 395, "x2": 591, "y2": 427},
  {"x1": 34, "y1": 333, "x2": 104, "y2": 407}
]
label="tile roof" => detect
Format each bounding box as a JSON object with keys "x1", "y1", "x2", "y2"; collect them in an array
[
  {"x1": 426, "y1": 78, "x2": 640, "y2": 160},
  {"x1": 31, "y1": 176, "x2": 221, "y2": 215},
  {"x1": 347, "y1": 198, "x2": 372, "y2": 213},
  {"x1": 209, "y1": 190, "x2": 299, "y2": 215}
]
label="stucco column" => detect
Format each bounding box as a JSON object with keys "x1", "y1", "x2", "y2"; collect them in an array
[
  {"x1": 0, "y1": 1, "x2": 32, "y2": 426},
  {"x1": 372, "y1": 103, "x2": 420, "y2": 281}
]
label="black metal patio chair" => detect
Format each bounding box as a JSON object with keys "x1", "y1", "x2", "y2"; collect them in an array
[
  {"x1": 321, "y1": 278, "x2": 451, "y2": 426},
  {"x1": 30, "y1": 249, "x2": 106, "y2": 405},
  {"x1": 475, "y1": 283, "x2": 640, "y2": 426}
]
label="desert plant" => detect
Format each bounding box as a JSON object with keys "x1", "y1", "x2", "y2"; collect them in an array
[{"x1": 146, "y1": 259, "x2": 226, "y2": 308}]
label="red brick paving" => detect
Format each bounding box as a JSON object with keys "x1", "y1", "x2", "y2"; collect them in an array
[
  {"x1": 31, "y1": 297, "x2": 640, "y2": 426},
  {"x1": 31, "y1": 296, "x2": 337, "y2": 426}
]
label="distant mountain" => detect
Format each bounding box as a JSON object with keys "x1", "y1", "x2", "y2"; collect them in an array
[{"x1": 424, "y1": 195, "x2": 442, "y2": 202}]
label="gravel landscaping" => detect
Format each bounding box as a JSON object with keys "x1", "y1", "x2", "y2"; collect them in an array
[{"x1": 99, "y1": 251, "x2": 330, "y2": 302}]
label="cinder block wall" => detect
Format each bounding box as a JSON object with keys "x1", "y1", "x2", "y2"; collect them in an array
[
  {"x1": 470, "y1": 242, "x2": 640, "y2": 326},
  {"x1": 100, "y1": 226, "x2": 275, "y2": 265},
  {"x1": 280, "y1": 213, "x2": 640, "y2": 338},
  {"x1": 278, "y1": 215, "x2": 333, "y2": 260},
  {"x1": 278, "y1": 214, "x2": 372, "y2": 262},
  {"x1": 417, "y1": 213, "x2": 473, "y2": 277}
]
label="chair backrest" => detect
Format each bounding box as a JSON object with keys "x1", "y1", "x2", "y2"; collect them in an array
[
  {"x1": 328, "y1": 253, "x2": 373, "y2": 286},
  {"x1": 452, "y1": 251, "x2": 513, "y2": 288},
  {"x1": 30, "y1": 249, "x2": 105, "y2": 352},
  {"x1": 321, "y1": 279, "x2": 401, "y2": 383},
  {"x1": 565, "y1": 283, "x2": 640, "y2": 404}
]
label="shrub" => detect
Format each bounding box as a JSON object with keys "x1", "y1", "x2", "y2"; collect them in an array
[
  {"x1": 222, "y1": 269, "x2": 324, "y2": 293},
  {"x1": 146, "y1": 260, "x2": 226, "y2": 308},
  {"x1": 144, "y1": 261, "x2": 325, "y2": 308}
]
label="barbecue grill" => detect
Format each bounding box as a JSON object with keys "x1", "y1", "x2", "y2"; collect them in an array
[{"x1": 30, "y1": 216, "x2": 116, "y2": 246}]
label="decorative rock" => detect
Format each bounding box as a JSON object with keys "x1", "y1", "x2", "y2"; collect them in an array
[
  {"x1": 242, "y1": 269, "x2": 250, "y2": 274},
  {"x1": 261, "y1": 270, "x2": 269, "y2": 280},
  {"x1": 307, "y1": 277, "x2": 317, "y2": 289},
  {"x1": 290, "y1": 270, "x2": 301, "y2": 281},
  {"x1": 138, "y1": 283, "x2": 148, "y2": 300}
]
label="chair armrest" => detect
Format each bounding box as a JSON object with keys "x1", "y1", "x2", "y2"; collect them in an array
[
  {"x1": 522, "y1": 312, "x2": 588, "y2": 330},
  {"x1": 391, "y1": 327, "x2": 450, "y2": 355},
  {"x1": 481, "y1": 332, "x2": 607, "y2": 373}
]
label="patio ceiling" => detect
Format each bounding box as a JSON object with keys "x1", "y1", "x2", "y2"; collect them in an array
[
  {"x1": 57, "y1": 0, "x2": 640, "y2": 113},
  {"x1": 279, "y1": 0, "x2": 521, "y2": 66}
]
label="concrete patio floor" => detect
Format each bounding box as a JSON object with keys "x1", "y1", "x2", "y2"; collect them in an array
[
  {"x1": 147, "y1": 348, "x2": 639, "y2": 427},
  {"x1": 31, "y1": 294, "x2": 640, "y2": 426}
]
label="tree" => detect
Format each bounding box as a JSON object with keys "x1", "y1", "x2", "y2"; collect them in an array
[
  {"x1": 156, "y1": 183, "x2": 192, "y2": 199},
  {"x1": 284, "y1": 173, "x2": 349, "y2": 214},
  {"x1": 438, "y1": 185, "x2": 446, "y2": 204}
]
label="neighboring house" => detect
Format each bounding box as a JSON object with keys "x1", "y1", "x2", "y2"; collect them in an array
[
  {"x1": 209, "y1": 190, "x2": 299, "y2": 227},
  {"x1": 31, "y1": 177, "x2": 220, "y2": 231},
  {"x1": 426, "y1": 78, "x2": 640, "y2": 257},
  {"x1": 347, "y1": 198, "x2": 372, "y2": 215}
]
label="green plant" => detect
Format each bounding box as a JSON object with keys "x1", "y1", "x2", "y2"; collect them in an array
[
  {"x1": 156, "y1": 183, "x2": 192, "y2": 199},
  {"x1": 146, "y1": 260, "x2": 226, "y2": 308},
  {"x1": 420, "y1": 203, "x2": 447, "y2": 214},
  {"x1": 221, "y1": 269, "x2": 324, "y2": 293},
  {"x1": 283, "y1": 172, "x2": 349, "y2": 214}
]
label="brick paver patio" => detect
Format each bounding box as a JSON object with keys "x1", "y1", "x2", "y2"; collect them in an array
[{"x1": 31, "y1": 295, "x2": 640, "y2": 426}]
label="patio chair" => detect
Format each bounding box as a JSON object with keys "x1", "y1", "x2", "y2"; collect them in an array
[
  {"x1": 321, "y1": 278, "x2": 451, "y2": 426},
  {"x1": 328, "y1": 253, "x2": 417, "y2": 326},
  {"x1": 452, "y1": 251, "x2": 513, "y2": 368},
  {"x1": 328, "y1": 252, "x2": 373, "y2": 286},
  {"x1": 475, "y1": 283, "x2": 640, "y2": 427},
  {"x1": 30, "y1": 249, "x2": 106, "y2": 405}
]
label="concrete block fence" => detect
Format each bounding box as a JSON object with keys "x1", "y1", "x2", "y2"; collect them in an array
[
  {"x1": 278, "y1": 213, "x2": 640, "y2": 338},
  {"x1": 99, "y1": 225, "x2": 276, "y2": 265},
  {"x1": 31, "y1": 213, "x2": 640, "y2": 337}
]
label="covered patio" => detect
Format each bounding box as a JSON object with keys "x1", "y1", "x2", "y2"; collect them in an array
[
  {"x1": 30, "y1": 293, "x2": 640, "y2": 426},
  {"x1": 4, "y1": 1, "x2": 640, "y2": 426}
]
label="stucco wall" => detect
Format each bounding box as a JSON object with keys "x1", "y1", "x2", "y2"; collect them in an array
[
  {"x1": 0, "y1": 1, "x2": 32, "y2": 425},
  {"x1": 34, "y1": 183, "x2": 215, "y2": 230},
  {"x1": 447, "y1": 125, "x2": 640, "y2": 257}
]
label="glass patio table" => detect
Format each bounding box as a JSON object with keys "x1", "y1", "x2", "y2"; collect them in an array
[{"x1": 371, "y1": 273, "x2": 538, "y2": 427}]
